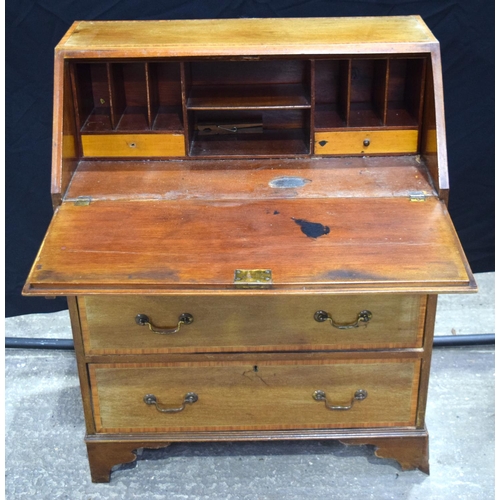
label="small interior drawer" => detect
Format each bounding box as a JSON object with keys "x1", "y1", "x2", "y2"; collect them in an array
[
  {"x1": 79, "y1": 294, "x2": 426, "y2": 354},
  {"x1": 90, "y1": 358, "x2": 420, "y2": 432},
  {"x1": 314, "y1": 130, "x2": 418, "y2": 155},
  {"x1": 81, "y1": 133, "x2": 185, "y2": 157}
]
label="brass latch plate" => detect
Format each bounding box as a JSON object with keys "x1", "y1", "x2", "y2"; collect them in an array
[{"x1": 234, "y1": 269, "x2": 272, "y2": 287}]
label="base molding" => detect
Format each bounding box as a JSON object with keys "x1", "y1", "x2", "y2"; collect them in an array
[{"x1": 85, "y1": 427, "x2": 429, "y2": 482}]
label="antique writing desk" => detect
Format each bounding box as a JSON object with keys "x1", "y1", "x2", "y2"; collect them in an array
[{"x1": 24, "y1": 17, "x2": 476, "y2": 482}]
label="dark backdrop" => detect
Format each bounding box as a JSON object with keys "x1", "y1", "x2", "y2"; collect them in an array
[{"x1": 6, "y1": 1, "x2": 494, "y2": 317}]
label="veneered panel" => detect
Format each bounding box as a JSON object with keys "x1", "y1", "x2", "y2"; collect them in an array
[{"x1": 24, "y1": 196, "x2": 474, "y2": 294}]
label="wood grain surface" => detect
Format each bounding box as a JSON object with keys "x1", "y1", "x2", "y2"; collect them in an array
[
  {"x1": 58, "y1": 17, "x2": 437, "y2": 57},
  {"x1": 89, "y1": 358, "x2": 420, "y2": 432},
  {"x1": 24, "y1": 197, "x2": 474, "y2": 295},
  {"x1": 65, "y1": 157, "x2": 436, "y2": 201},
  {"x1": 81, "y1": 133, "x2": 185, "y2": 157},
  {"x1": 187, "y1": 84, "x2": 311, "y2": 110},
  {"x1": 315, "y1": 130, "x2": 418, "y2": 155},
  {"x1": 80, "y1": 294, "x2": 426, "y2": 354}
]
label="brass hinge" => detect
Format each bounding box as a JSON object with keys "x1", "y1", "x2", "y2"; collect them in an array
[
  {"x1": 74, "y1": 196, "x2": 92, "y2": 206},
  {"x1": 234, "y1": 269, "x2": 272, "y2": 288},
  {"x1": 409, "y1": 191, "x2": 427, "y2": 202}
]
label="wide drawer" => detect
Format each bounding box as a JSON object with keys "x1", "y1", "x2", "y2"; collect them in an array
[
  {"x1": 81, "y1": 133, "x2": 185, "y2": 157},
  {"x1": 80, "y1": 294, "x2": 426, "y2": 354},
  {"x1": 90, "y1": 358, "x2": 420, "y2": 432},
  {"x1": 314, "y1": 130, "x2": 418, "y2": 155}
]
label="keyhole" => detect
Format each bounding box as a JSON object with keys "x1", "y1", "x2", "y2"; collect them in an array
[{"x1": 253, "y1": 365, "x2": 259, "y2": 372}]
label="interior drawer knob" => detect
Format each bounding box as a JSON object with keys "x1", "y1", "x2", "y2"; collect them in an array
[
  {"x1": 135, "y1": 313, "x2": 193, "y2": 334},
  {"x1": 314, "y1": 310, "x2": 372, "y2": 329},
  {"x1": 143, "y1": 392, "x2": 198, "y2": 413},
  {"x1": 313, "y1": 389, "x2": 368, "y2": 411},
  {"x1": 363, "y1": 138, "x2": 370, "y2": 147}
]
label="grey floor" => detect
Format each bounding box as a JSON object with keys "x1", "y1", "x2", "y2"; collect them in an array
[{"x1": 5, "y1": 272, "x2": 495, "y2": 499}]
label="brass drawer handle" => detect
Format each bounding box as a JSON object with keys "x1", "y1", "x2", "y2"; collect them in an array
[
  {"x1": 313, "y1": 389, "x2": 368, "y2": 411},
  {"x1": 314, "y1": 310, "x2": 372, "y2": 329},
  {"x1": 135, "y1": 313, "x2": 193, "y2": 334},
  {"x1": 143, "y1": 392, "x2": 198, "y2": 413}
]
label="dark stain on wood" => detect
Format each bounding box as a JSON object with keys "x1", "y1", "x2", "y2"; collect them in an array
[
  {"x1": 127, "y1": 269, "x2": 179, "y2": 281},
  {"x1": 292, "y1": 218, "x2": 330, "y2": 239},
  {"x1": 324, "y1": 269, "x2": 383, "y2": 281}
]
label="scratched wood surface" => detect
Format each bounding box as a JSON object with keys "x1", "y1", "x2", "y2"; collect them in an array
[
  {"x1": 58, "y1": 17, "x2": 437, "y2": 57},
  {"x1": 65, "y1": 156, "x2": 435, "y2": 201},
  {"x1": 24, "y1": 196, "x2": 474, "y2": 295},
  {"x1": 89, "y1": 358, "x2": 420, "y2": 432},
  {"x1": 80, "y1": 294, "x2": 426, "y2": 354}
]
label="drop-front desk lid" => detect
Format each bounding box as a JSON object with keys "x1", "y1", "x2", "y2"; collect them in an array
[{"x1": 25, "y1": 194, "x2": 475, "y2": 295}]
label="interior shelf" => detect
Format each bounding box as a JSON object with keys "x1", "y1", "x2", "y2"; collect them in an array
[
  {"x1": 314, "y1": 104, "x2": 346, "y2": 130},
  {"x1": 349, "y1": 102, "x2": 384, "y2": 128},
  {"x1": 151, "y1": 105, "x2": 184, "y2": 131},
  {"x1": 386, "y1": 58, "x2": 425, "y2": 127},
  {"x1": 188, "y1": 108, "x2": 310, "y2": 157},
  {"x1": 114, "y1": 106, "x2": 149, "y2": 131},
  {"x1": 74, "y1": 63, "x2": 113, "y2": 133},
  {"x1": 386, "y1": 102, "x2": 418, "y2": 127},
  {"x1": 148, "y1": 62, "x2": 184, "y2": 132},
  {"x1": 314, "y1": 57, "x2": 425, "y2": 130},
  {"x1": 74, "y1": 61, "x2": 184, "y2": 133},
  {"x1": 348, "y1": 59, "x2": 387, "y2": 127},
  {"x1": 81, "y1": 108, "x2": 113, "y2": 132},
  {"x1": 72, "y1": 56, "x2": 425, "y2": 155},
  {"x1": 187, "y1": 84, "x2": 311, "y2": 110}
]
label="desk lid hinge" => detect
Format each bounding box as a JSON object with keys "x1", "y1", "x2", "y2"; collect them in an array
[
  {"x1": 409, "y1": 191, "x2": 427, "y2": 202},
  {"x1": 74, "y1": 196, "x2": 92, "y2": 206}
]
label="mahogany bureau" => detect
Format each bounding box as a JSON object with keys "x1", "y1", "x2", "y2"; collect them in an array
[{"x1": 24, "y1": 17, "x2": 476, "y2": 482}]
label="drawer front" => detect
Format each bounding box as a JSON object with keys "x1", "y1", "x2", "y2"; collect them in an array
[
  {"x1": 314, "y1": 130, "x2": 418, "y2": 155},
  {"x1": 81, "y1": 133, "x2": 185, "y2": 157},
  {"x1": 80, "y1": 294, "x2": 426, "y2": 354},
  {"x1": 90, "y1": 359, "x2": 420, "y2": 432}
]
